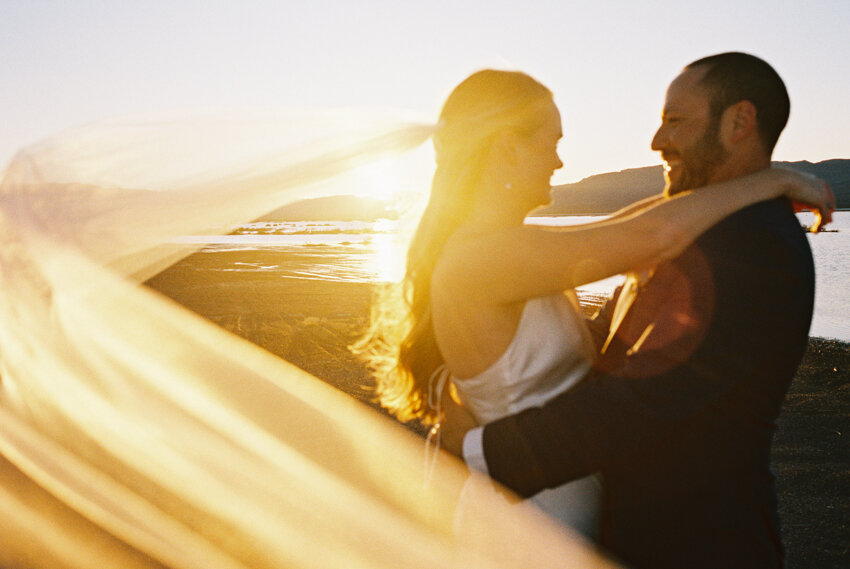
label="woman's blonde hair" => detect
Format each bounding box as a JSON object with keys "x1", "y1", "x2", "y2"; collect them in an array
[{"x1": 353, "y1": 70, "x2": 554, "y2": 426}]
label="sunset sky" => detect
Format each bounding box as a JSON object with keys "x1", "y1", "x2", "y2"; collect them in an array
[{"x1": 2, "y1": 0, "x2": 848, "y2": 184}]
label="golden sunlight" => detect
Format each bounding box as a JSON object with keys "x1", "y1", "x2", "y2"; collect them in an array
[
  {"x1": 347, "y1": 144, "x2": 435, "y2": 203},
  {"x1": 367, "y1": 222, "x2": 406, "y2": 283},
  {"x1": 349, "y1": 158, "x2": 405, "y2": 201}
]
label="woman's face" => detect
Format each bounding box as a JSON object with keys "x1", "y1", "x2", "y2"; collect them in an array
[{"x1": 511, "y1": 102, "x2": 564, "y2": 208}]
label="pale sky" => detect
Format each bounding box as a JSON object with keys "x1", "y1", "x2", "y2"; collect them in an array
[{"x1": 2, "y1": 0, "x2": 848, "y2": 183}]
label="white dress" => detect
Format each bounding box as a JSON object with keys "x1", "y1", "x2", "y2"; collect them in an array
[{"x1": 452, "y1": 292, "x2": 602, "y2": 538}]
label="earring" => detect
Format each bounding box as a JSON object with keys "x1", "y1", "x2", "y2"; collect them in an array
[{"x1": 505, "y1": 182, "x2": 512, "y2": 190}]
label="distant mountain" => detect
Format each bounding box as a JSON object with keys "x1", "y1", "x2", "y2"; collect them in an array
[
  {"x1": 256, "y1": 195, "x2": 398, "y2": 221},
  {"x1": 775, "y1": 159, "x2": 850, "y2": 208},
  {"x1": 256, "y1": 159, "x2": 849, "y2": 221},
  {"x1": 536, "y1": 166, "x2": 665, "y2": 215},
  {"x1": 537, "y1": 159, "x2": 850, "y2": 216}
]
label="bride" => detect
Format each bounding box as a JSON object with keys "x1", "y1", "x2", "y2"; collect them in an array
[
  {"x1": 354, "y1": 69, "x2": 832, "y2": 538},
  {"x1": 0, "y1": 85, "x2": 637, "y2": 568}
]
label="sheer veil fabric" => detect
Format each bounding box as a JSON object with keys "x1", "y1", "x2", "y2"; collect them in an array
[{"x1": 0, "y1": 110, "x2": 618, "y2": 568}]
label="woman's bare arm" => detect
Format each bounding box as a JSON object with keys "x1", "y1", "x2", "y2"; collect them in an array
[{"x1": 436, "y1": 167, "x2": 833, "y2": 304}]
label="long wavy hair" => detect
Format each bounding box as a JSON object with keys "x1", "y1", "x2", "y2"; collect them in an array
[{"x1": 353, "y1": 70, "x2": 554, "y2": 426}]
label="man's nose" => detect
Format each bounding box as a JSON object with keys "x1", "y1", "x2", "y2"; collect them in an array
[{"x1": 650, "y1": 125, "x2": 666, "y2": 152}]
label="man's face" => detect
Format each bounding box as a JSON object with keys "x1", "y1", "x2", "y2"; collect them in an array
[{"x1": 651, "y1": 67, "x2": 729, "y2": 195}]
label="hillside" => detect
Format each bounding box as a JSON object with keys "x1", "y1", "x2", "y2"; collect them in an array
[
  {"x1": 255, "y1": 159, "x2": 849, "y2": 221},
  {"x1": 256, "y1": 195, "x2": 398, "y2": 221},
  {"x1": 538, "y1": 159, "x2": 850, "y2": 216}
]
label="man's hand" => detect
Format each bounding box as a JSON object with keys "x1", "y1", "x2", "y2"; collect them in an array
[{"x1": 438, "y1": 384, "x2": 478, "y2": 458}]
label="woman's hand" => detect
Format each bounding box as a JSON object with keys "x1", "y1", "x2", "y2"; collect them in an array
[{"x1": 780, "y1": 169, "x2": 836, "y2": 232}]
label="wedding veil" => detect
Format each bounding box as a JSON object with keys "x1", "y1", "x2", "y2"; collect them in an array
[{"x1": 0, "y1": 110, "x2": 617, "y2": 568}]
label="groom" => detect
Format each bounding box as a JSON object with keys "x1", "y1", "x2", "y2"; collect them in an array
[{"x1": 443, "y1": 52, "x2": 818, "y2": 568}]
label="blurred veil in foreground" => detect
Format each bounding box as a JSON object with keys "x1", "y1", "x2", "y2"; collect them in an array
[{"x1": 0, "y1": 110, "x2": 617, "y2": 568}]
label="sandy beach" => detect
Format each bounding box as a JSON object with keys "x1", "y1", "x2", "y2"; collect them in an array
[{"x1": 146, "y1": 248, "x2": 849, "y2": 569}]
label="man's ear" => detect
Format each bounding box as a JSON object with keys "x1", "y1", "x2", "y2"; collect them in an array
[{"x1": 721, "y1": 100, "x2": 758, "y2": 145}]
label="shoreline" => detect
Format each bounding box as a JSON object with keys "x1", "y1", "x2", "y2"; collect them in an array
[{"x1": 146, "y1": 253, "x2": 849, "y2": 569}]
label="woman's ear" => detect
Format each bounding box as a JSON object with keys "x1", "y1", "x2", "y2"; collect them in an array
[
  {"x1": 721, "y1": 100, "x2": 758, "y2": 145},
  {"x1": 491, "y1": 130, "x2": 519, "y2": 165}
]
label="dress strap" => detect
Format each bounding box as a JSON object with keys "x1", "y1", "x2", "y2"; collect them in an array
[{"x1": 424, "y1": 364, "x2": 451, "y2": 487}]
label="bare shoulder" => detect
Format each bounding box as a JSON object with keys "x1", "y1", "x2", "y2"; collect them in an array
[
  {"x1": 431, "y1": 230, "x2": 485, "y2": 288},
  {"x1": 434, "y1": 226, "x2": 539, "y2": 282},
  {"x1": 434, "y1": 225, "x2": 582, "y2": 305}
]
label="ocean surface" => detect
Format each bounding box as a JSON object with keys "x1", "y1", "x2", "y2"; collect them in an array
[{"x1": 195, "y1": 212, "x2": 850, "y2": 342}]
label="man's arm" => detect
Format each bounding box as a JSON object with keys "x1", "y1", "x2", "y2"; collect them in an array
[
  {"x1": 480, "y1": 201, "x2": 814, "y2": 497},
  {"x1": 440, "y1": 283, "x2": 621, "y2": 460}
]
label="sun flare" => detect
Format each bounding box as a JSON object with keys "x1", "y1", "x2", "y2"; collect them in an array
[
  {"x1": 345, "y1": 144, "x2": 435, "y2": 203},
  {"x1": 367, "y1": 221, "x2": 406, "y2": 283}
]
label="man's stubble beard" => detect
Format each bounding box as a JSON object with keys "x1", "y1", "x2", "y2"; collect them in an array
[{"x1": 664, "y1": 116, "x2": 729, "y2": 196}]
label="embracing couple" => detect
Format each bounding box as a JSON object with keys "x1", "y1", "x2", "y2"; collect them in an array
[{"x1": 356, "y1": 52, "x2": 834, "y2": 568}]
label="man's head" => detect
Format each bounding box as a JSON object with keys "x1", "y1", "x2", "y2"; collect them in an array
[{"x1": 652, "y1": 52, "x2": 790, "y2": 194}]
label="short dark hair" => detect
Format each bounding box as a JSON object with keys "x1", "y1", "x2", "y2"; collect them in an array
[{"x1": 685, "y1": 52, "x2": 790, "y2": 154}]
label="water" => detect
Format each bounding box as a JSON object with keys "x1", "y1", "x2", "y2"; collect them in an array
[
  {"x1": 188, "y1": 219, "x2": 402, "y2": 282},
  {"x1": 195, "y1": 212, "x2": 850, "y2": 342},
  {"x1": 799, "y1": 211, "x2": 850, "y2": 341}
]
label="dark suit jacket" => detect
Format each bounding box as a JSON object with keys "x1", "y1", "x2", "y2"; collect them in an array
[{"x1": 482, "y1": 198, "x2": 815, "y2": 568}]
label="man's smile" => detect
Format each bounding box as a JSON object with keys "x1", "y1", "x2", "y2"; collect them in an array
[{"x1": 661, "y1": 156, "x2": 683, "y2": 175}]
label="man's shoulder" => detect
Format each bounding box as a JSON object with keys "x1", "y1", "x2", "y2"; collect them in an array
[
  {"x1": 713, "y1": 196, "x2": 795, "y2": 231},
  {"x1": 695, "y1": 197, "x2": 803, "y2": 251},
  {"x1": 672, "y1": 196, "x2": 813, "y2": 287},
  {"x1": 749, "y1": 195, "x2": 799, "y2": 217}
]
